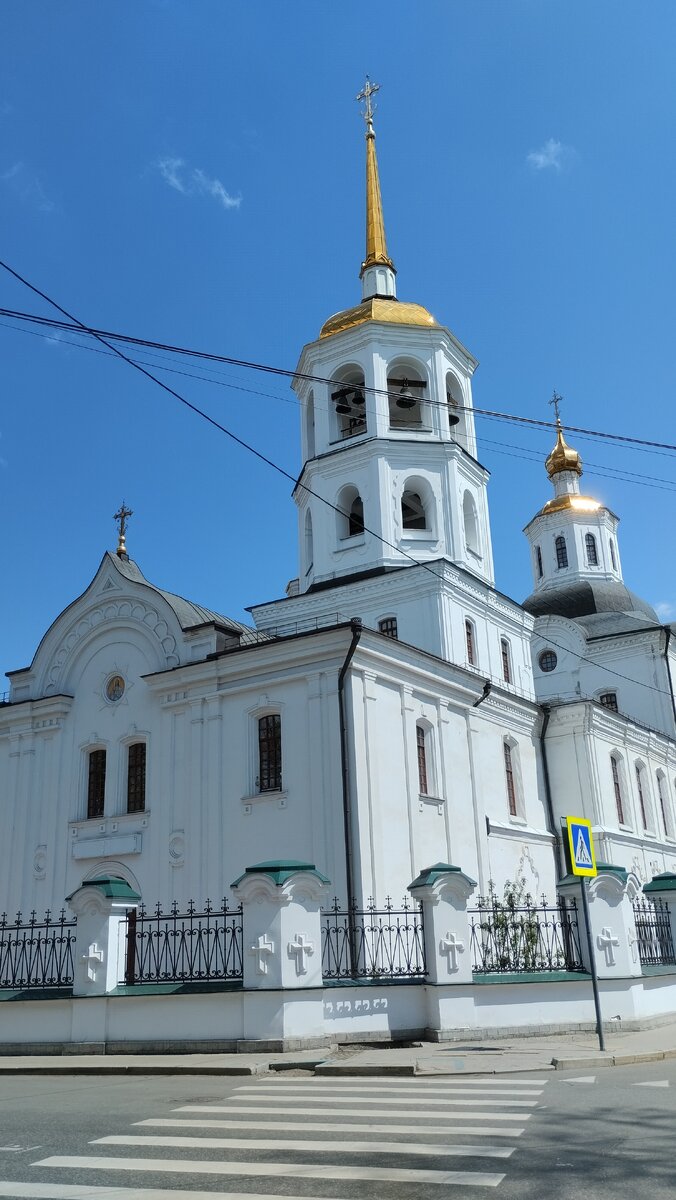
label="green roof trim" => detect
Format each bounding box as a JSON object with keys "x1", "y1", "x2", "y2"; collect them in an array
[
  {"x1": 595, "y1": 861, "x2": 628, "y2": 881},
  {"x1": 409, "y1": 863, "x2": 473, "y2": 890},
  {"x1": 66, "y1": 876, "x2": 141, "y2": 902},
  {"x1": 231, "y1": 860, "x2": 330, "y2": 887},
  {"x1": 643, "y1": 873, "x2": 676, "y2": 894},
  {"x1": 472, "y1": 971, "x2": 591, "y2": 985}
]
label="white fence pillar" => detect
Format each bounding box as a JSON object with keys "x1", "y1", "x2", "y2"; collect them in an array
[
  {"x1": 231, "y1": 860, "x2": 331, "y2": 991},
  {"x1": 67, "y1": 876, "x2": 140, "y2": 997},
  {"x1": 408, "y1": 863, "x2": 476, "y2": 984},
  {"x1": 558, "y1": 864, "x2": 643, "y2": 979}
]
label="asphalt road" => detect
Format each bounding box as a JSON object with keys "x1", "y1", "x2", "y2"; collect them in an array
[{"x1": 0, "y1": 1061, "x2": 672, "y2": 1198}]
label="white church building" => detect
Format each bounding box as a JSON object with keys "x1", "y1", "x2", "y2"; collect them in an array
[{"x1": 1, "y1": 89, "x2": 676, "y2": 1048}]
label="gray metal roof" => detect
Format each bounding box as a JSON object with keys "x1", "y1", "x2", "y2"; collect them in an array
[
  {"x1": 522, "y1": 578, "x2": 659, "y2": 625},
  {"x1": 111, "y1": 554, "x2": 257, "y2": 639}
]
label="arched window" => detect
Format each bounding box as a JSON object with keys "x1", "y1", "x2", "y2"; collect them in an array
[
  {"x1": 609, "y1": 538, "x2": 617, "y2": 571},
  {"x1": 503, "y1": 740, "x2": 519, "y2": 817},
  {"x1": 535, "y1": 545, "x2": 543, "y2": 578},
  {"x1": 656, "y1": 772, "x2": 671, "y2": 838},
  {"x1": 445, "y1": 371, "x2": 469, "y2": 450},
  {"x1": 635, "y1": 763, "x2": 649, "y2": 832},
  {"x1": 611, "y1": 755, "x2": 626, "y2": 825},
  {"x1": 599, "y1": 692, "x2": 618, "y2": 712},
  {"x1": 585, "y1": 533, "x2": 598, "y2": 566},
  {"x1": 87, "y1": 748, "x2": 106, "y2": 819},
  {"x1": 331, "y1": 367, "x2": 367, "y2": 440},
  {"x1": 304, "y1": 510, "x2": 313, "y2": 573},
  {"x1": 378, "y1": 616, "x2": 398, "y2": 639},
  {"x1": 337, "y1": 486, "x2": 364, "y2": 540},
  {"x1": 465, "y1": 618, "x2": 476, "y2": 665},
  {"x1": 555, "y1": 535, "x2": 568, "y2": 569},
  {"x1": 463, "y1": 491, "x2": 480, "y2": 557},
  {"x1": 401, "y1": 489, "x2": 427, "y2": 531},
  {"x1": 127, "y1": 742, "x2": 146, "y2": 814},
  {"x1": 387, "y1": 363, "x2": 427, "y2": 428},
  {"x1": 258, "y1": 714, "x2": 282, "y2": 792},
  {"x1": 306, "y1": 390, "x2": 316, "y2": 459},
  {"x1": 501, "y1": 638, "x2": 512, "y2": 684},
  {"x1": 416, "y1": 724, "x2": 429, "y2": 795}
]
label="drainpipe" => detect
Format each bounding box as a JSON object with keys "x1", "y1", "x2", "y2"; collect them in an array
[
  {"x1": 663, "y1": 626, "x2": 676, "y2": 730},
  {"x1": 539, "y1": 704, "x2": 564, "y2": 880},
  {"x1": 338, "y1": 618, "x2": 363, "y2": 917}
]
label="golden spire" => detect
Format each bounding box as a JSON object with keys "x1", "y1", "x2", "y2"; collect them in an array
[
  {"x1": 113, "y1": 501, "x2": 133, "y2": 559},
  {"x1": 545, "y1": 392, "x2": 582, "y2": 478},
  {"x1": 356, "y1": 78, "x2": 395, "y2": 278}
]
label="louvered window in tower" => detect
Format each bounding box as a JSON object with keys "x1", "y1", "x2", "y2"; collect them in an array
[
  {"x1": 127, "y1": 742, "x2": 146, "y2": 814},
  {"x1": 258, "y1": 715, "x2": 282, "y2": 792},
  {"x1": 87, "y1": 749, "x2": 106, "y2": 819}
]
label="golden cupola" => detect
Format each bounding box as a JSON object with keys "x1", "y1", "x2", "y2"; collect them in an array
[{"x1": 545, "y1": 421, "x2": 583, "y2": 479}]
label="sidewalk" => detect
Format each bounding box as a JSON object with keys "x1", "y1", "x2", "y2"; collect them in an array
[{"x1": 1, "y1": 1020, "x2": 676, "y2": 1077}]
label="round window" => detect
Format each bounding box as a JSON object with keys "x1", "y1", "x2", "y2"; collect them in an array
[
  {"x1": 105, "y1": 674, "x2": 125, "y2": 702},
  {"x1": 538, "y1": 650, "x2": 557, "y2": 673}
]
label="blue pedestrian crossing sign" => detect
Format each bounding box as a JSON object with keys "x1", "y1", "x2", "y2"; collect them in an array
[{"x1": 566, "y1": 816, "x2": 597, "y2": 877}]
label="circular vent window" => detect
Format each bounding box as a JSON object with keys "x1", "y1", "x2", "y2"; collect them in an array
[{"x1": 538, "y1": 650, "x2": 558, "y2": 673}]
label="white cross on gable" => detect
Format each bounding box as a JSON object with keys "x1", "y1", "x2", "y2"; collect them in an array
[
  {"x1": 597, "y1": 926, "x2": 620, "y2": 967},
  {"x1": 440, "y1": 931, "x2": 465, "y2": 973},
  {"x1": 81, "y1": 943, "x2": 104, "y2": 982},
  {"x1": 250, "y1": 934, "x2": 274, "y2": 975},
  {"x1": 288, "y1": 933, "x2": 315, "y2": 975}
]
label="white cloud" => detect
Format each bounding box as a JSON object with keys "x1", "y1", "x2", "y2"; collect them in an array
[
  {"x1": 157, "y1": 157, "x2": 240, "y2": 210},
  {"x1": 527, "y1": 138, "x2": 571, "y2": 173},
  {"x1": 1, "y1": 161, "x2": 54, "y2": 211},
  {"x1": 655, "y1": 601, "x2": 676, "y2": 622}
]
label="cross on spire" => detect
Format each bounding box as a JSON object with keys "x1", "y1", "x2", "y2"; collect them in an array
[
  {"x1": 113, "y1": 501, "x2": 133, "y2": 560},
  {"x1": 549, "y1": 390, "x2": 563, "y2": 425},
  {"x1": 356, "y1": 76, "x2": 380, "y2": 128}
]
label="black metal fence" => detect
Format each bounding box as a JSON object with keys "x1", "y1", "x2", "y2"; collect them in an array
[
  {"x1": 122, "y1": 900, "x2": 244, "y2": 985},
  {"x1": 633, "y1": 898, "x2": 676, "y2": 967},
  {"x1": 321, "y1": 896, "x2": 426, "y2": 980},
  {"x1": 469, "y1": 895, "x2": 585, "y2": 974},
  {"x1": 0, "y1": 909, "x2": 75, "y2": 989}
]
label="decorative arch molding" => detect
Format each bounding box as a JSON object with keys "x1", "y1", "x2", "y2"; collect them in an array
[
  {"x1": 41, "y1": 600, "x2": 180, "y2": 695},
  {"x1": 81, "y1": 859, "x2": 142, "y2": 896}
]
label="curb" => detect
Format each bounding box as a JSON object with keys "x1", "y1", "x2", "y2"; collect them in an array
[
  {"x1": 0, "y1": 1063, "x2": 267, "y2": 1076},
  {"x1": 553, "y1": 1047, "x2": 676, "y2": 1070}
]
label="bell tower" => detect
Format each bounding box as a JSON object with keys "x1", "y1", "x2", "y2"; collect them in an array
[{"x1": 293, "y1": 82, "x2": 494, "y2": 595}]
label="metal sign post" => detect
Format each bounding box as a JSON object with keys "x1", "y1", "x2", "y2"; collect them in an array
[{"x1": 565, "y1": 816, "x2": 605, "y2": 1052}]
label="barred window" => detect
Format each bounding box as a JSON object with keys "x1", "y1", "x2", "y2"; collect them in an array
[
  {"x1": 416, "y1": 725, "x2": 429, "y2": 795},
  {"x1": 585, "y1": 533, "x2": 599, "y2": 566},
  {"x1": 87, "y1": 749, "x2": 106, "y2": 819},
  {"x1": 378, "y1": 617, "x2": 398, "y2": 639},
  {"x1": 465, "y1": 619, "x2": 476, "y2": 666},
  {"x1": 258, "y1": 714, "x2": 282, "y2": 792},
  {"x1": 611, "y1": 756, "x2": 625, "y2": 825},
  {"x1": 555, "y1": 535, "x2": 568, "y2": 569},
  {"x1": 504, "y1": 742, "x2": 517, "y2": 817},
  {"x1": 635, "y1": 765, "x2": 649, "y2": 831},
  {"x1": 501, "y1": 638, "x2": 512, "y2": 684},
  {"x1": 599, "y1": 692, "x2": 618, "y2": 712},
  {"x1": 127, "y1": 742, "x2": 146, "y2": 814}
]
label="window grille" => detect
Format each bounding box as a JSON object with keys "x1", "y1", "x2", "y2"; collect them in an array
[
  {"x1": 501, "y1": 638, "x2": 511, "y2": 683},
  {"x1": 539, "y1": 649, "x2": 557, "y2": 673},
  {"x1": 465, "y1": 619, "x2": 476, "y2": 665},
  {"x1": 127, "y1": 742, "x2": 146, "y2": 814},
  {"x1": 636, "y1": 765, "x2": 649, "y2": 831},
  {"x1": 555, "y1": 536, "x2": 568, "y2": 569},
  {"x1": 504, "y1": 742, "x2": 517, "y2": 816},
  {"x1": 585, "y1": 533, "x2": 599, "y2": 566},
  {"x1": 599, "y1": 692, "x2": 618, "y2": 712},
  {"x1": 378, "y1": 617, "x2": 398, "y2": 639},
  {"x1": 416, "y1": 725, "x2": 428, "y2": 795},
  {"x1": 611, "y1": 757, "x2": 625, "y2": 825},
  {"x1": 258, "y1": 714, "x2": 282, "y2": 792},
  {"x1": 87, "y1": 749, "x2": 106, "y2": 819}
]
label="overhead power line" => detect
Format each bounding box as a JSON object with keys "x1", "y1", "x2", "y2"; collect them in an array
[
  {"x1": 0, "y1": 258, "x2": 673, "y2": 706},
  {"x1": 2, "y1": 304, "x2": 676, "y2": 456}
]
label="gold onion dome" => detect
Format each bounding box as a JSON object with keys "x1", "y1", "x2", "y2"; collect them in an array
[
  {"x1": 545, "y1": 422, "x2": 583, "y2": 478},
  {"x1": 320, "y1": 298, "x2": 438, "y2": 340}
]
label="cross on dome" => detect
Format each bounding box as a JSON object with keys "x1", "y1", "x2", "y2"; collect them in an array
[
  {"x1": 113, "y1": 501, "x2": 133, "y2": 560},
  {"x1": 356, "y1": 76, "x2": 380, "y2": 128}
]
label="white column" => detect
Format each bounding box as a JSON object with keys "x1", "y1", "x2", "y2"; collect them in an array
[
  {"x1": 231, "y1": 861, "x2": 331, "y2": 991},
  {"x1": 408, "y1": 863, "x2": 476, "y2": 985},
  {"x1": 67, "y1": 878, "x2": 140, "y2": 996},
  {"x1": 558, "y1": 866, "x2": 643, "y2": 979}
]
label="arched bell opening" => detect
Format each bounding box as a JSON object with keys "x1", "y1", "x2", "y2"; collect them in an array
[
  {"x1": 446, "y1": 371, "x2": 469, "y2": 450},
  {"x1": 387, "y1": 360, "x2": 428, "y2": 430},
  {"x1": 330, "y1": 365, "x2": 367, "y2": 441}
]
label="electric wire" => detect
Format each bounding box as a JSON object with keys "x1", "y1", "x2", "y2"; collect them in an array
[{"x1": 1, "y1": 259, "x2": 673, "y2": 705}]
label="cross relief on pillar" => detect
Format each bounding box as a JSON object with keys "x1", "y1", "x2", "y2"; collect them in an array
[
  {"x1": 250, "y1": 933, "x2": 274, "y2": 975},
  {"x1": 440, "y1": 931, "x2": 465, "y2": 973},
  {"x1": 597, "y1": 926, "x2": 620, "y2": 967},
  {"x1": 288, "y1": 932, "x2": 315, "y2": 975},
  {"x1": 81, "y1": 943, "x2": 104, "y2": 982}
]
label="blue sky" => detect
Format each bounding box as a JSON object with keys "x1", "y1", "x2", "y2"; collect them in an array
[{"x1": 2, "y1": 0, "x2": 676, "y2": 679}]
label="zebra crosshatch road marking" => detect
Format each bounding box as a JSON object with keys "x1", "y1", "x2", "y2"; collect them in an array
[{"x1": 20, "y1": 1075, "x2": 549, "y2": 1196}]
